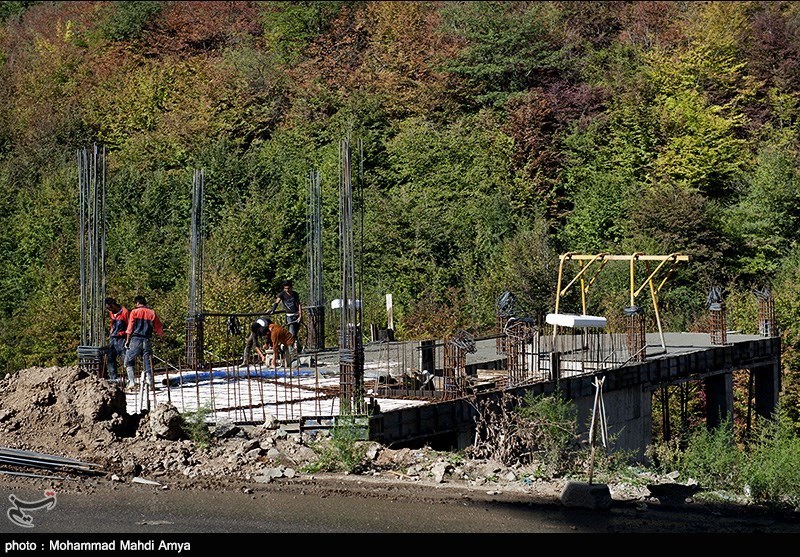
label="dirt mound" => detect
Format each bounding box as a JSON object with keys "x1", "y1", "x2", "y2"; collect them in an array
[{"x1": 0, "y1": 366, "x2": 131, "y2": 458}]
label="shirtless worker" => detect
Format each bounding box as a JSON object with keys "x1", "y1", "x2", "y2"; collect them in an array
[{"x1": 254, "y1": 318, "x2": 295, "y2": 370}]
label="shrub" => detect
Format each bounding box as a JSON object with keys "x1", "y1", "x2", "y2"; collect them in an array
[
  {"x1": 179, "y1": 404, "x2": 214, "y2": 449},
  {"x1": 741, "y1": 408, "x2": 800, "y2": 507},
  {"x1": 302, "y1": 418, "x2": 370, "y2": 474},
  {"x1": 659, "y1": 421, "x2": 742, "y2": 489}
]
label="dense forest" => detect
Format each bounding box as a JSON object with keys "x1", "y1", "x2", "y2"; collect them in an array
[{"x1": 0, "y1": 1, "x2": 798, "y2": 426}]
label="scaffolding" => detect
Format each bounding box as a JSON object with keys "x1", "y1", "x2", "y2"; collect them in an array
[{"x1": 552, "y1": 252, "x2": 689, "y2": 354}]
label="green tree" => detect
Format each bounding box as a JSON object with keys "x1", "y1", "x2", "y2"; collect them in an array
[
  {"x1": 438, "y1": 1, "x2": 568, "y2": 108},
  {"x1": 95, "y1": 1, "x2": 162, "y2": 42},
  {"x1": 261, "y1": 1, "x2": 346, "y2": 65},
  {"x1": 722, "y1": 136, "x2": 800, "y2": 283},
  {"x1": 370, "y1": 113, "x2": 515, "y2": 326}
]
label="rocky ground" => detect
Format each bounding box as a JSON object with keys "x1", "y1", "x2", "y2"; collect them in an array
[{"x1": 0, "y1": 365, "x2": 794, "y2": 520}]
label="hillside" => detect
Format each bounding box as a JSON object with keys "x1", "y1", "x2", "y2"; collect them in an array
[{"x1": 0, "y1": 2, "x2": 798, "y2": 433}]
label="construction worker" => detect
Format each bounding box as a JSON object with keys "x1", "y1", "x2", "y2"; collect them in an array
[
  {"x1": 104, "y1": 297, "x2": 130, "y2": 384},
  {"x1": 242, "y1": 315, "x2": 272, "y2": 366},
  {"x1": 256, "y1": 318, "x2": 295, "y2": 370},
  {"x1": 267, "y1": 280, "x2": 302, "y2": 354},
  {"x1": 123, "y1": 295, "x2": 164, "y2": 391}
]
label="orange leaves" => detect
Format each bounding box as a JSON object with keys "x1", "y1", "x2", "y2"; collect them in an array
[
  {"x1": 297, "y1": 2, "x2": 458, "y2": 118},
  {"x1": 144, "y1": 1, "x2": 263, "y2": 56}
]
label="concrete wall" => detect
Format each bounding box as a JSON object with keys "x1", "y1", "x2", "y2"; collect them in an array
[{"x1": 573, "y1": 384, "x2": 652, "y2": 462}]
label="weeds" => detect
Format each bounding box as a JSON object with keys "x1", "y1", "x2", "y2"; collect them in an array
[
  {"x1": 180, "y1": 404, "x2": 214, "y2": 449},
  {"x1": 742, "y1": 414, "x2": 800, "y2": 506},
  {"x1": 468, "y1": 390, "x2": 584, "y2": 476},
  {"x1": 647, "y1": 405, "x2": 800, "y2": 508},
  {"x1": 302, "y1": 418, "x2": 369, "y2": 474}
]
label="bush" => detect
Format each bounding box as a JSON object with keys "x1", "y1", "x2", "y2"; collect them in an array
[
  {"x1": 648, "y1": 408, "x2": 800, "y2": 508},
  {"x1": 302, "y1": 418, "x2": 370, "y2": 474},
  {"x1": 469, "y1": 390, "x2": 584, "y2": 477},
  {"x1": 741, "y1": 408, "x2": 800, "y2": 507},
  {"x1": 179, "y1": 404, "x2": 214, "y2": 449},
  {"x1": 651, "y1": 421, "x2": 742, "y2": 489}
]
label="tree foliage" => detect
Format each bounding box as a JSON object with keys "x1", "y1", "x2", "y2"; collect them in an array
[{"x1": 437, "y1": 1, "x2": 570, "y2": 108}]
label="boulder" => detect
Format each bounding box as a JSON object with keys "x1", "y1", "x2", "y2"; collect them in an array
[{"x1": 560, "y1": 480, "x2": 613, "y2": 510}]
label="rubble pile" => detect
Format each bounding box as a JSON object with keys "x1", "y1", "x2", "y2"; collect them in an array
[{"x1": 0, "y1": 366, "x2": 561, "y2": 499}]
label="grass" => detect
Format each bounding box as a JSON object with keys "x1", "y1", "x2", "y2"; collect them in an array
[{"x1": 647, "y1": 405, "x2": 800, "y2": 508}]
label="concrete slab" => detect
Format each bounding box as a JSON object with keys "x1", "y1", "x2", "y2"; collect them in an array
[{"x1": 127, "y1": 332, "x2": 771, "y2": 429}]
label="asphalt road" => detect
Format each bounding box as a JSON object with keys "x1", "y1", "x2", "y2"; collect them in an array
[{"x1": 2, "y1": 480, "x2": 800, "y2": 541}]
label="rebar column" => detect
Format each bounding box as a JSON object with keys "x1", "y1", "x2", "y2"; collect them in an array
[
  {"x1": 442, "y1": 330, "x2": 475, "y2": 400},
  {"x1": 754, "y1": 286, "x2": 776, "y2": 337},
  {"x1": 707, "y1": 287, "x2": 727, "y2": 346},
  {"x1": 505, "y1": 318, "x2": 535, "y2": 385},
  {"x1": 307, "y1": 167, "x2": 325, "y2": 351},
  {"x1": 77, "y1": 144, "x2": 107, "y2": 377},
  {"x1": 624, "y1": 305, "x2": 646, "y2": 362},
  {"x1": 338, "y1": 137, "x2": 365, "y2": 415},
  {"x1": 187, "y1": 169, "x2": 205, "y2": 371},
  {"x1": 495, "y1": 291, "x2": 516, "y2": 355}
]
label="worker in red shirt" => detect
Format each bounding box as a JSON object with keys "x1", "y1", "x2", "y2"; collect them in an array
[
  {"x1": 123, "y1": 295, "x2": 164, "y2": 391},
  {"x1": 104, "y1": 297, "x2": 130, "y2": 384}
]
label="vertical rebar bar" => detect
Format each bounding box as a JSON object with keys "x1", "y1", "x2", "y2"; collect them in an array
[
  {"x1": 307, "y1": 167, "x2": 325, "y2": 351},
  {"x1": 187, "y1": 169, "x2": 205, "y2": 371}
]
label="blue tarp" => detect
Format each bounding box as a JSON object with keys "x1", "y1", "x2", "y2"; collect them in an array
[{"x1": 164, "y1": 368, "x2": 315, "y2": 387}]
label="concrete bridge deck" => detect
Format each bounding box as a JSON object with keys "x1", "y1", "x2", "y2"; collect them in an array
[{"x1": 370, "y1": 331, "x2": 780, "y2": 458}]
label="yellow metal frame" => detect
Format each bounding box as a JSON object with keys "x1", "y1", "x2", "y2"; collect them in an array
[{"x1": 552, "y1": 252, "x2": 690, "y2": 350}]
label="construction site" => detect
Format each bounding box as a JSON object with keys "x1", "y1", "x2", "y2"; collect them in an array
[{"x1": 73, "y1": 142, "x2": 782, "y2": 457}]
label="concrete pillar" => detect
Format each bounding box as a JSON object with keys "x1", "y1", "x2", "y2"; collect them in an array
[
  {"x1": 572, "y1": 383, "x2": 652, "y2": 463},
  {"x1": 419, "y1": 340, "x2": 435, "y2": 374},
  {"x1": 753, "y1": 361, "x2": 781, "y2": 421},
  {"x1": 550, "y1": 352, "x2": 560, "y2": 382},
  {"x1": 704, "y1": 372, "x2": 733, "y2": 429}
]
